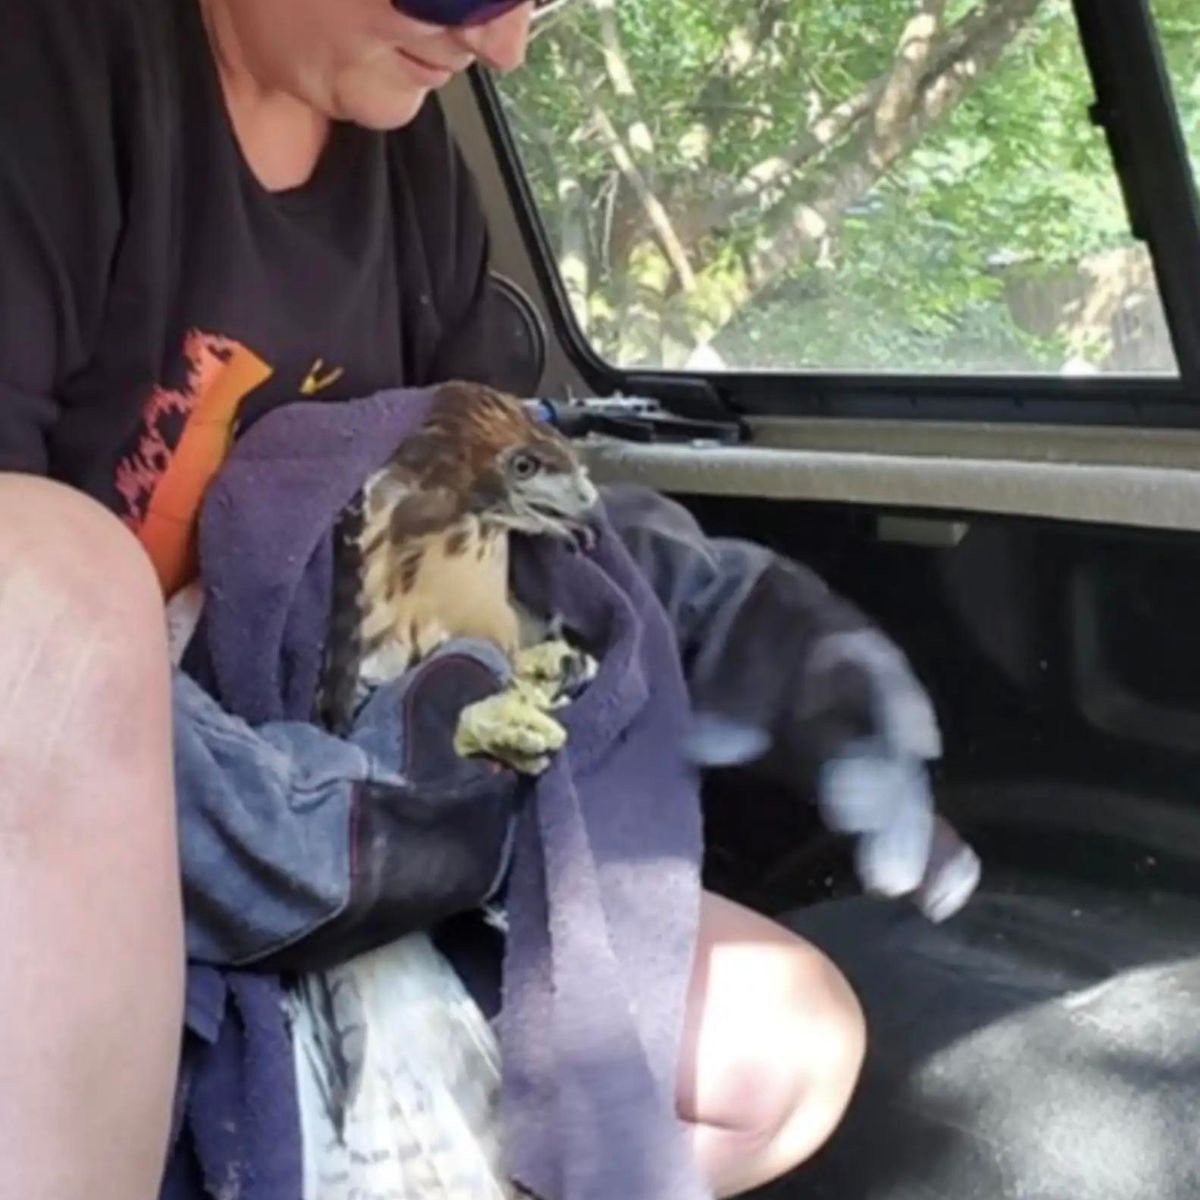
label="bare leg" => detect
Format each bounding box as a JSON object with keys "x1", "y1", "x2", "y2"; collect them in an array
[
  {"x1": 0, "y1": 475, "x2": 184, "y2": 1200},
  {"x1": 677, "y1": 891, "x2": 865, "y2": 1197}
]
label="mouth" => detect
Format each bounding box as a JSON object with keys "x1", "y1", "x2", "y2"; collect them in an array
[
  {"x1": 531, "y1": 497, "x2": 588, "y2": 519},
  {"x1": 525, "y1": 506, "x2": 583, "y2": 532},
  {"x1": 394, "y1": 47, "x2": 456, "y2": 86},
  {"x1": 546, "y1": 512, "x2": 598, "y2": 552},
  {"x1": 495, "y1": 502, "x2": 593, "y2": 541}
]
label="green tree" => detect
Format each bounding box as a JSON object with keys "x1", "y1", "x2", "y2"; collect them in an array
[{"x1": 497, "y1": 0, "x2": 1200, "y2": 374}]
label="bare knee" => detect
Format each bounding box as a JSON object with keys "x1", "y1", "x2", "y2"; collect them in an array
[
  {"x1": 0, "y1": 474, "x2": 168, "y2": 830},
  {"x1": 680, "y1": 896, "x2": 866, "y2": 1195},
  {"x1": 0, "y1": 477, "x2": 182, "y2": 1200},
  {"x1": 0, "y1": 473, "x2": 162, "y2": 631},
  {"x1": 776, "y1": 942, "x2": 865, "y2": 1146},
  {"x1": 730, "y1": 938, "x2": 865, "y2": 1156}
]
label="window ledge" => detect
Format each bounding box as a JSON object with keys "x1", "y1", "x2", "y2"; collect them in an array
[{"x1": 581, "y1": 420, "x2": 1200, "y2": 532}]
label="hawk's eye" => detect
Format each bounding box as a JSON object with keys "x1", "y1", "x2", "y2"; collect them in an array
[{"x1": 509, "y1": 451, "x2": 541, "y2": 481}]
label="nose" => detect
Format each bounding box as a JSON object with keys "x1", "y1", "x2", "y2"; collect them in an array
[{"x1": 450, "y1": 3, "x2": 533, "y2": 72}]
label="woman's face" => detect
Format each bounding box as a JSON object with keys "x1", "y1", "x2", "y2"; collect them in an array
[{"x1": 212, "y1": 0, "x2": 534, "y2": 129}]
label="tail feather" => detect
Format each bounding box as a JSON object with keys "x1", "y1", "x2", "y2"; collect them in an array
[{"x1": 319, "y1": 493, "x2": 367, "y2": 736}]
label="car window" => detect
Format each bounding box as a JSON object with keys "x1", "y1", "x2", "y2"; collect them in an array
[
  {"x1": 1151, "y1": 0, "x2": 1200, "y2": 189},
  {"x1": 496, "y1": 0, "x2": 1186, "y2": 378}
]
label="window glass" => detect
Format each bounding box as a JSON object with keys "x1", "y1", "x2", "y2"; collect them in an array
[
  {"x1": 497, "y1": 0, "x2": 1180, "y2": 377},
  {"x1": 1152, "y1": 1, "x2": 1200, "y2": 189}
]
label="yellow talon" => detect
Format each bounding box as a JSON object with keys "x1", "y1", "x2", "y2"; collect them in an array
[
  {"x1": 454, "y1": 686, "x2": 568, "y2": 775},
  {"x1": 453, "y1": 634, "x2": 596, "y2": 774}
]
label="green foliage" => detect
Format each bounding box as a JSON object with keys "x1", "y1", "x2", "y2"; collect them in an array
[
  {"x1": 1152, "y1": 0, "x2": 1200, "y2": 178},
  {"x1": 498, "y1": 0, "x2": 1199, "y2": 374}
]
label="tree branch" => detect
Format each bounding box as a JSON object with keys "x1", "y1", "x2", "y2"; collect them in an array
[
  {"x1": 556, "y1": 175, "x2": 592, "y2": 330},
  {"x1": 685, "y1": 0, "x2": 1039, "y2": 245},
  {"x1": 593, "y1": 0, "x2": 656, "y2": 163},
  {"x1": 692, "y1": 0, "x2": 791, "y2": 138},
  {"x1": 741, "y1": 0, "x2": 1043, "y2": 297},
  {"x1": 591, "y1": 107, "x2": 697, "y2": 292},
  {"x1": 682, "y1": 80, "x2": 883, "y2": 242},
  {"x1": 871, "y1": 0, "x2": 948, "y2": 161}
]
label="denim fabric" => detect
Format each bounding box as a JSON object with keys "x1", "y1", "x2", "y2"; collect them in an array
[
  {"x1": 599, "y1": 483, "x2": 978, "y2": 922},
  {"x1": 174, "y1": 637, "x2": 515, "y2": 968},
  {"x1": 165, "y1": 445, "x2": 974, "y2": 1200},
  {"x1": 176, "y1": 478, "x2": 973, "y2": 971}
]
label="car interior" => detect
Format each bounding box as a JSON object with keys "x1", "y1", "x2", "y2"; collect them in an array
[{"x1": 439, "y1": 0, "x2": 1200, "y2": 1195}]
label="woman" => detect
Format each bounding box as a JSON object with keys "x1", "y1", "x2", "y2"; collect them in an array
[{"x1": 0, "y1": 2, "x2": 871, "y2": 1196}]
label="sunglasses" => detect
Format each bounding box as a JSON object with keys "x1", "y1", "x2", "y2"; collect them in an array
[{"x1": 393, "y1": 0, "x2": 569, "y2": 28}]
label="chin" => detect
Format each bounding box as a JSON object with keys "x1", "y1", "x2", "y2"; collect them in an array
[{"x1": 334, "y1": 69, "x2": 432, "y2": 130}]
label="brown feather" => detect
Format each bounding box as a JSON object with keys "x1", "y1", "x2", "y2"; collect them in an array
[
  {"x1": 342, "y1": 381, "x2": 593, "y2": 697},
  {"x1": 386, "y1": 486, "x2": 463, "y2": 541},
  {"x1": 397, "y1": 549, "x2": 423, "y2": 595},
  {"x1": 383, "y1": 382, "x2": 578, "y2": 501}
]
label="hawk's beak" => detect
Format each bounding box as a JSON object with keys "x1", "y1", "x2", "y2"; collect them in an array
[{"x1": 577, "y1": 474, "x2": 600, "y2": 512}]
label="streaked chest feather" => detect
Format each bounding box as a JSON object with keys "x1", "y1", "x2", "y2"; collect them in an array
[{"x1": 358, "y1": 517, "x2": 520, "y2": 687}]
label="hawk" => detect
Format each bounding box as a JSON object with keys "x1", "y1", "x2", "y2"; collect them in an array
[
  {"x1": 319, "y1": 380, "x2": 600, "y2": 741},
  {"x1": 295, "y1": 384, "x2": 602, "y2": 1200}
]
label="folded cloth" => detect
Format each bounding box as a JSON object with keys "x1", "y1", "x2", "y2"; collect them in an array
[
  {"x1": 161, "y1": 967, "x2": 302, "y2": 1200},
  {"x1": 178, "y1": 388, "x2": 709, "y2": 1200},
  {"x1": 164, "y1": 635, "x2": 528, "y2": 1200}
]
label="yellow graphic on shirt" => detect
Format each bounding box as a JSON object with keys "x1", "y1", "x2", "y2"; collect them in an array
[{"x1": 300, "y1": 357, "x2": 345, "y2": 396}]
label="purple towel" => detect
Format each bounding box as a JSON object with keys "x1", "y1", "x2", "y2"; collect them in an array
[
  {"x1": 161, "y1": 968, "x2": 302, "y2": 1200},
  {"x1": 198, "y1": 388, "x2": 435, "y2": 724},
  {"x1": 498, "y1": 522, "x2": 706, "y2": 1199},
  {"x1": 196, "y1": 389, "x2": 709, "y2": 1199}
]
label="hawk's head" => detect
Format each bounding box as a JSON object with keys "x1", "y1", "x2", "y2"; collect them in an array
[
  {"x1": 390, "y1": 381, "x2": 600, "y2": 540},
  {"x1": 471, "y1": 435, "x2": 599, "y2": 540},
  {"x1": 320, "y1": 382, "x2": 597, "y2": 733}
]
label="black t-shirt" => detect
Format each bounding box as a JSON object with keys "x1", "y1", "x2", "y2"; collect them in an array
[{"x1": 0, "y1": 0, "x2": 511, "y2": 590}]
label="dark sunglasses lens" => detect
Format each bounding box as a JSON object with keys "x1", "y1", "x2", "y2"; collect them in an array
[{"x1": 393, "y1": 0, "x2": 525, "y2": 25}]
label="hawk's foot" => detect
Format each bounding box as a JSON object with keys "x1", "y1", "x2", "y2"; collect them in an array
[{"x1": 454, "y1": 687, "x2": 568, "y2": 775}]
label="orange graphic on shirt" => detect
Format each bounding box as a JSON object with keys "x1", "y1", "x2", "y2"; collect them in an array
[{"x1": 115, "y1": 330, "x2": 273, "y2": 598}]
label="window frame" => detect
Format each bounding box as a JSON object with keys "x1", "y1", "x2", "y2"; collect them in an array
[
  {"x1": 470, "y1": 0, "x2": 1200, "y2": 428},
  {"x1": 1073, "y1": 0, "x2": 1200, "y2": 388}
]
